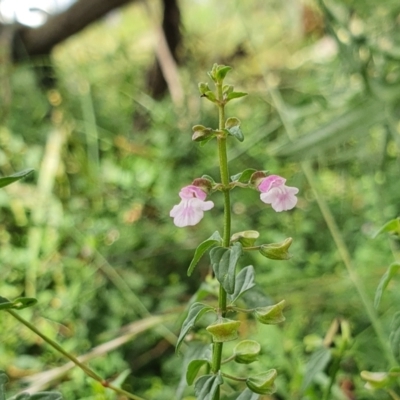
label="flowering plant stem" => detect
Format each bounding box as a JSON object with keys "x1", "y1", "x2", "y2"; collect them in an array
[
  {"x1": 172, "y1": 64, "x2": 298, "y2": 398},
  {"x1": 7, "y1": 309, "x2": 146, "y2": 400},
  {"x1": 210, "y1": 82, "x2": 231, "y2": 397}
]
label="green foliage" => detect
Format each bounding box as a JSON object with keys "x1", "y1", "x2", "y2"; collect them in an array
[
  {"x1": 210, "y1": 243, "x2": 243, "y2": 295},
  {"x1": 187, "y1": 231, "x2": 222, "y2": 276},
  {"x1": 2, "y1": 0, "x2": 400, "y2": 398}
]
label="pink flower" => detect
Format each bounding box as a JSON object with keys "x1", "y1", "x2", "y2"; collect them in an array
[
  {"x1": 258, "y1": 175, "x2": 299, "y2": 212},
  {"x1": 170, "y1": 185, "x2": 214, "y2": 227}
]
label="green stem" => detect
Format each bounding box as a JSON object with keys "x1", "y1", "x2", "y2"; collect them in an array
[
  {"x1": 7, "y1": 310, "x2": 146, "y2": 400},
  {"x1": 210, "y1": 81, "x2": 232, "y2": 400},
  {"x1": 221, "y1": 372, "x2": 247, "y2": 382},
  {"x1": 388, "y1": 389, "x2": 400, "y2": 400}
]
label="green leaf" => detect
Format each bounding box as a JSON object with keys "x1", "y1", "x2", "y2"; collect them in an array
[
  {"x1": 194, "y1": 373, "x2": 223, "y2": 400},
  {"x1": 236, "y1": 389, "x2": 260, "y2": 400},
  {"x1": 210, "y1": 242, "x2": 243, "y2": 294},
  {"x1": 199, "y1": 135, "x2": 217, "y2": 147},
  {"x1": 176, "y1": 343, "x2": 211, "y2": 399},
  {"x1": 229, "y1": 266, "x2": 256, "y2": 303},
  {"x1": 198, "y1": 82, "x2": 211, "y2": 95},
  {"x1": 0, "y1": 296, "x2": 37, "y2": 311},
  {"x1": 186, "y1": 359, "x2": 210, "y2": 385},
  {"x1": 390, "y1": 311, "x2": 400, "y2": 363},
  {"x1": 226, "y1": 92, "x2": 248, "y2": 101},
  {"x1": 203, "y1": 91, "x2": 217, "y2": 102},
  {"x1": 0, "y1": 169, "x2": 34, "y2": 189},
  {"x1": 301, "y1": 346, "x2": 332, "y2": 393},
  {"x1": 225, "y1": 128, "x2": 244, "y2": 142},
  {"x1": 230, "y1": 169, "x2": 257, "y2": 183},
  {"x1": 187, "y1": 231, "x2": 222, "y2": 276},
  {"x1": 374, "y1": 262, "x2": 400, "y2": 308},
  {"x1": 216, "y1": 66, "x2": 232, "y2": 82},
  {"x1": 176, "y1": 303, "x2": 214, "y2": 352},
  {"x1": 373, "y1": 218, "x2": 400, "y2": 238}
]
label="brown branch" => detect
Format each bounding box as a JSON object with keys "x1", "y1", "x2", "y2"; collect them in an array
[{"x1": 11, "y1": 0, "x2": 136, "y2": 61}]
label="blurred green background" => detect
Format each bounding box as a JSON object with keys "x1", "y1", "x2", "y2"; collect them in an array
[{"x1": 1, "y1": 0, "x2": 400, "y2": 399}]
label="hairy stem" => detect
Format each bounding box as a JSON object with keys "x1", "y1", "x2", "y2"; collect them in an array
[{"x1": 211, "y1": 81, "x2": 232, "y2": 399}]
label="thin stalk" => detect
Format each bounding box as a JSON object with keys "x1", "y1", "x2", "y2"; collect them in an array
[
  {"x1": 7, "y1": 310, "x2": 146, "y2": 400},
  {"x1": 210, "y1": 82, "x2": 232, "y2": 399},
  {"x1": 388, "y1": 389, "x2": 400, "y2": 400}
]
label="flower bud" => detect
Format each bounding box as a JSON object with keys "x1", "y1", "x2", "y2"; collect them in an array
[
  {"x1": 246, "y1": 369, "x2": 277, "y2": 395},
  {"x1": 255, "y1": 300, "x2": 285, "y2": 325},
  {"x1": 233, "y1": 340, "x2": 261, "y2": 364},
  {"x1": 206, "y1": 318, "x2": 241, "y2": 343},
  {"x1": 191, "y1": 178, "x2": 213, "y2": 194},
  {"x1": 249, "y1": 171, "x2": 268, "y2": 187},
  {"x1": 192, "y1": 125, "x2": 214, "y2": 142},
  {"x1": 223, "y1": 85, "x2": 234, "y2": 96},
  {"x1": 231, "y1": 230, "x2": 259, "y2": 247},
  {"x1": 198, "y1": 82, "x2": 211, "y2": 96},
  {"x1": 259, "y1": 237, "x2": 293, "y2": 260}
]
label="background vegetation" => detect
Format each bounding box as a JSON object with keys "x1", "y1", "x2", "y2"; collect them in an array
[{"x1": 1, "y1": 0, "x2": 400, "y2": 399}]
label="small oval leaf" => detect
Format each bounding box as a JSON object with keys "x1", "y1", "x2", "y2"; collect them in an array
[
  {"x1": 186, "y1": 359, "x2": 210, "y2": 385},
  {"x1": 176, "y1": 303, "x2": 215, "y2": 352},
  {"x1": 187, "y1": 231, "x2": 222, "y2": 276}
]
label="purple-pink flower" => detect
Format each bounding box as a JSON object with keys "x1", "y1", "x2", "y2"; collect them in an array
[
  {"x1": 258, "y1": 175, "x2": 299, "y2": 212},
  {"x1": 170, "y1": 185, "x2": 214, "y2": 227}
]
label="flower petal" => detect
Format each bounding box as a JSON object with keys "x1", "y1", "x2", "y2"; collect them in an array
[
  {"x1": 258, "y1": 175, "x2": 286, "y2": 193},
  {"x1": 260, "y1": 186, "x2": 298, "y2": 212},
  {"x1": 170, "y1": 198, "x2": 214, "y2": 227},
  {"x1": 179, "y1": 185, "x2": 207, "y2": 200}
]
